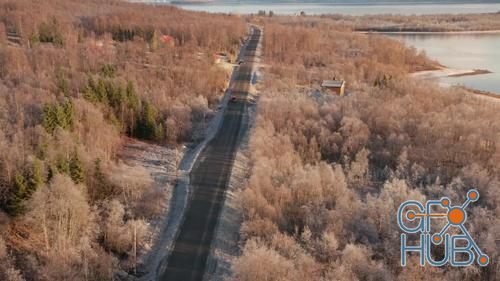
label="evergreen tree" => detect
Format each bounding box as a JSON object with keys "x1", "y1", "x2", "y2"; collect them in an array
[
  {"x1": 56, "y1": 155, "x2": 69, "y2": 175},
  {"x1": 61, "y1": 101, "x2": 74, "y2": 129},
  {"x1": 107, "y1": 83, "x2": 125, "y2": 111},
  {"x1": 38, "y1": 18, "x2": 64, "y2": 46},
  {"x1": 126, "y1": 81, "x2": 139, "y2": 110},
  {"x1": 47, "y1": 164, "x2": 56, "y2": 182},
  {"x1": 26, "y1": 160, "x2": 44, "y2": 194},
  {"x1": 42, "y1": 101, "x2": 74, "y2": 134},
  {"x1": 84, "y1": 79, "x2": 143, "y2": 135},
  {"x1": 96, "y1": 79, "x2": 108, "y2": 104},
  {"x1": 85, "y1": 76, "x2": 99, "y2": 103},
  {"x1": 69, "y1": 151, "x2": 85, "y2": 184},
  {"x1": 100, "y1": 64, "x2": 116, "y2": 78},
  {"x1": 4, "y1": 162, "x2": 44, "y2": 216},
  {"x1": 94, "y1": 159, "x2": 107, "y2": 191},
  {"x1": 90, "y1": 158, "x2": 113, "y2": 202},
  {"x1": 42, "y1": 105, "x2": 58, "y2": 133},
  {"x1": 5, "y1": 173, "x2": 28, "y2": 215},
  {"x1": 134, "y1": 101, "x2": 162, "y2": 141},
  {"x1": 125, "y1": 81, "x2": 140, "y2": 135}
]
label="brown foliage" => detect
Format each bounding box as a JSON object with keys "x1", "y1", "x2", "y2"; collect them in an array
[
  {"x1": 331, "y1": 13, "x2": 500, "y2": 32},
  {"x1": 0, "y1": 0, "x2": 245, "y2": 279},
  {"x1": 234, "y1": 17, "x2": 500, "y2": 281}
]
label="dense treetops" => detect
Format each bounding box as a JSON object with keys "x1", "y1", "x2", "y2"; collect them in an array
[
  {"x1": 0, "y1": 0, "x2": 245, "y2": 279},
  {"x1": 329, "y1": 13, "x2": 500, "y2": 32},
  {"x1": 234, "y1": 17, "x2": 500, "y2": 281},
  {"x1": 2, "y1": 1, "x2": 498, "y2": 280}
]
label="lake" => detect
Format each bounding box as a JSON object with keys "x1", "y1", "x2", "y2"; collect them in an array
[
  {"x1": 164, "y1": 1, "x2": 500, "y2": 94},
  {"x1": 169, "y1": 2, "x2": 500, "y2": 15},
  {"x1": 387, "y1": 33, "x2": 500, "y2": 94}
]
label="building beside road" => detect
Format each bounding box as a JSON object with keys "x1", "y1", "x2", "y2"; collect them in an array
[
  {"x1": 214, "y1": 52, "x2": 230, "y2": 64},
  {"x1": 160, "y1": 35, "x2": 175, "y2": 47},
  {"x1": 321, "y1": 80, "x2": 346, "y2": 96}
]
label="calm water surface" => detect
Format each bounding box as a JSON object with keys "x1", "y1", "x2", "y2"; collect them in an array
[
  {"x1": 170, "y1": 3, "x2": 500, "y2": 15},
  {"x1": 166, "y1": 1, "x2": 500, "y2": 94},
  {"x1": 388, "y1": 34, "x2": 500, "y2": 94}
]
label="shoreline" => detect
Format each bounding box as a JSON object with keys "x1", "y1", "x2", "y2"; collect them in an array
[
  {"x1": 360, "y1": 30, "x2": 500, "y2": 35},
  {"x1": 411, "y1": 67, "x2": 500, "y2": 98},
  {"x1": 448, "y1": 69, "x2": 492, "y2": 77},
  {"x1": 411, "y1": 68, "x2": 500, "y2": 100},
  {"x1": 458, "y1": 86, "x2": 500, "y2": 100},
  {"x1": 411, "y1": 67, "x2": 492, "y2": 80}
]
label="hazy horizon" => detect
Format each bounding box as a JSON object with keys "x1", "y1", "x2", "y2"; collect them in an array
[{"x1": 173, "y1": 0, "x2": 500, "y2": 3}]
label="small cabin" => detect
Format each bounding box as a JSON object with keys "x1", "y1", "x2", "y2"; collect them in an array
[
  {"x1": 214, "y1": 52, "x2": 230, "y2": 64},
  {"x1": 160, "y1": 35, "x2": 175, "y2": 47},
  {"x1": 321, "y1": 80, "x2": 346, "y2": 96}
]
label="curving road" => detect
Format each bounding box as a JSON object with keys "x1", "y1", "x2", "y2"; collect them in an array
[{"x1": 158, "y1": 27, "x2": 261, "y2": 281}]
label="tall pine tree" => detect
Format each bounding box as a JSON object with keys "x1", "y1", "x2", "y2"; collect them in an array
[
  {"x1": 69, "y1": 151, "x2": 85, "y2": 184},
  {"x1": 5, "y1": 161, "x2": 44, "y2": 216},
  {"x1": 5, "y1": 173, "x2": 28, "y2": 215}
]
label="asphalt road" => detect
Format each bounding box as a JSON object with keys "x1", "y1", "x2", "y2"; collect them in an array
[{"x1": 158, "y1": 27, "x2": 261, "y2": 281}]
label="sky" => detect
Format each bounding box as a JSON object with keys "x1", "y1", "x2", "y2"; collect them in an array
[{"x1": 206, "y1": 0, "x2": 500, "y2": 3}]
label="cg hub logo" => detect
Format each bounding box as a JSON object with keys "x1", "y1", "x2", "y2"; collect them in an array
[{"x1": 397, "y1": 189, "x2": 489, "y2": 267}]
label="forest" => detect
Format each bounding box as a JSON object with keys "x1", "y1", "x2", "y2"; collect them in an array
[
  {"x1": 2, "y1": 1, "x2": 500, "y2": 280},
  {"x1": 326, "y1": 12, "x2": 500, "y2": 32},
  {"x1": 233, "y1": 17, "x2": 500, "y2": 281},
  {"x1": 0, "y1": 0, "x2": 245, "y2": 280}
]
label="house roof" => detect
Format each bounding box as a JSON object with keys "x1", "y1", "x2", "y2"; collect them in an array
[{"x1": 321, "y1": 80, "x2": 345, "y2": 88}]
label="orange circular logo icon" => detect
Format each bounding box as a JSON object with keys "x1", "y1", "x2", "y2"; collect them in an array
[{"x1": 448, "y1": 208, "x2": 466, "y2": 225}]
